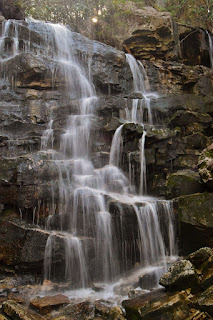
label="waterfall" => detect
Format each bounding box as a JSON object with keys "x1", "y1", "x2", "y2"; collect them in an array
[
  {"x1": 139, "y1": 130, "x2": 147, "y2": 195},
  {"x1": 112, "y1": 54, "x2": 157, "y2": 195},
  {"x1": 0, "y1": 20, "x2": 177, "y2": 293},
  {"x1": 206, "y1": 31, "x2": 213, "y2": 69}
]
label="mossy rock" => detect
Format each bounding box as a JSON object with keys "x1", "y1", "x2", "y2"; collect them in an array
[
  {"x1": 176, "y1": 193, "x2": 213, "y2": 228},
  {"x1": 166, "y1": 170, "x2": 202, "y2": 199},
  {"x1": 146, "y1": 127, "x2": 175, "y2": 141},
  {"x1": 159, "y1": 259, "x2": 199, "y2": 291}
]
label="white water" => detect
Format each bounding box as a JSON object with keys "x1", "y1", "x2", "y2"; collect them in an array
[
  {"x1": 206, "y1": 31, "x2": 213, "y2": 69},
  {"x1": 0, "y1": 20, "x2": 177, "y2": 296}
]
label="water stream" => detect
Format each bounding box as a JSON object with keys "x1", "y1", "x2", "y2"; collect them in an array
[
  {"x1": 206, "y1": 30, "x2": 213, "y2": 69},
  {"x1": 0, "y1": 20, "x2": 177, "y2": 300}
]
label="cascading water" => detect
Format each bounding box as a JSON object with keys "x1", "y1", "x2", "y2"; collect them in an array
[
  {"x1": 206, "y1": 31, "x2": 213, "y2": 69},
  {"x1": 0, "y1": 19, "x2": 177, "y2": 298}
]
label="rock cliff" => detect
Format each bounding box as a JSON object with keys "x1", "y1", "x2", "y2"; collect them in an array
[{"x1": 0, "y1": 4, "x2": 212, "y2": 320}]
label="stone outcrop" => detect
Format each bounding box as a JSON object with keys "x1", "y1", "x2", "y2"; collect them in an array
[{"x1": 122, "y1": 5, "x2": 175, "y2": 61}]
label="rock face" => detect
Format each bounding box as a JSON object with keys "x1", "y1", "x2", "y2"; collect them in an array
[{"x1": 122, "y1": 5, "x2": 175, "y2": 60}]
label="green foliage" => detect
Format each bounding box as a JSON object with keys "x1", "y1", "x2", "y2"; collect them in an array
[
  {"x1": 166, "y1": 0, "x2": 213, "y2": 27},
  {"x1": 18, "y1": 0, "x2": 144, "y2": 31}
]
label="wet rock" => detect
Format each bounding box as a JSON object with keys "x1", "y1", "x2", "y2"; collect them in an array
[
  {"x1": 166, "y1": 170, "x2": 202, "y2": 199},
  {"x1": 0, "y1": 219, "x2": 49, "y2": 269},
  {"x1": 30, "y1": 294, "x2": 70, "y2": 315},
  {"x1": 159, "y1": 260, "x2": 199, "y2": 291},
  {"x1": 195, "y1": 285, "x2": 213, "y2": 316},
  {"x1": 127, "y1": 92, "x2": 144, "y2": 99},
  {"x1": 128, "y1": 289, "x2": 147, "y2": 299},
  {"x1": 95, "y1": 301, "x2": 125, "y2": 320},
  {"x1": 7, "y1": 293, "x2": 24, "y2": 304},
  {"x1": 176, "y1": 193, "x2": 213, "y2": 229},
  {"x1": 188, "y1": 247, "x2": 213, "y2": 268},
  {"x1": 199, "y1": 144, "x2": 213, "y2": 191},
  {"x1": 122, "y1": 289, "x2": 190, "y2": 320},
  {"x1": 2, "y1": 300, "x2": 44, "y2": 320},
  {"x1": 138, "y1": 271, "x2": 159, "y2": 290},
  {"x1": 52, "y1": 301, "x2": 95, "y2": 320}
]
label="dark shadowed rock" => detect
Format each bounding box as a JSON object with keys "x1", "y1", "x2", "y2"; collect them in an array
[
  {"x1": 0, "y1": 0, "x2": 25, "y2": 20},
  {"x1": 188, "y1": 247, "x2": 213, "y2": 268},
  {"x1": 195, "y1": 285, "x2": 213, "y2": 316}
]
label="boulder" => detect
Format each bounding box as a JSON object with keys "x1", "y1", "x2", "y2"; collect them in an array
[
  {"x1": 30, "y1": 294, "x2": 70, "y2": 315},
  {"x1": 138, "y1": 271, "x2": 159, "y2": 290},
  {"x1": 121, "y1": 4, "x2": 176, "y2": 60},
  {"x1": 159, "y1": 260, "x2": 199, "y2": 291},
  {"x1": 165, "y1": 170, "x2": 202, "y2": 199},
  {"x1": 2, "y1": 300, "x2": 44, "y2": 320}
]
